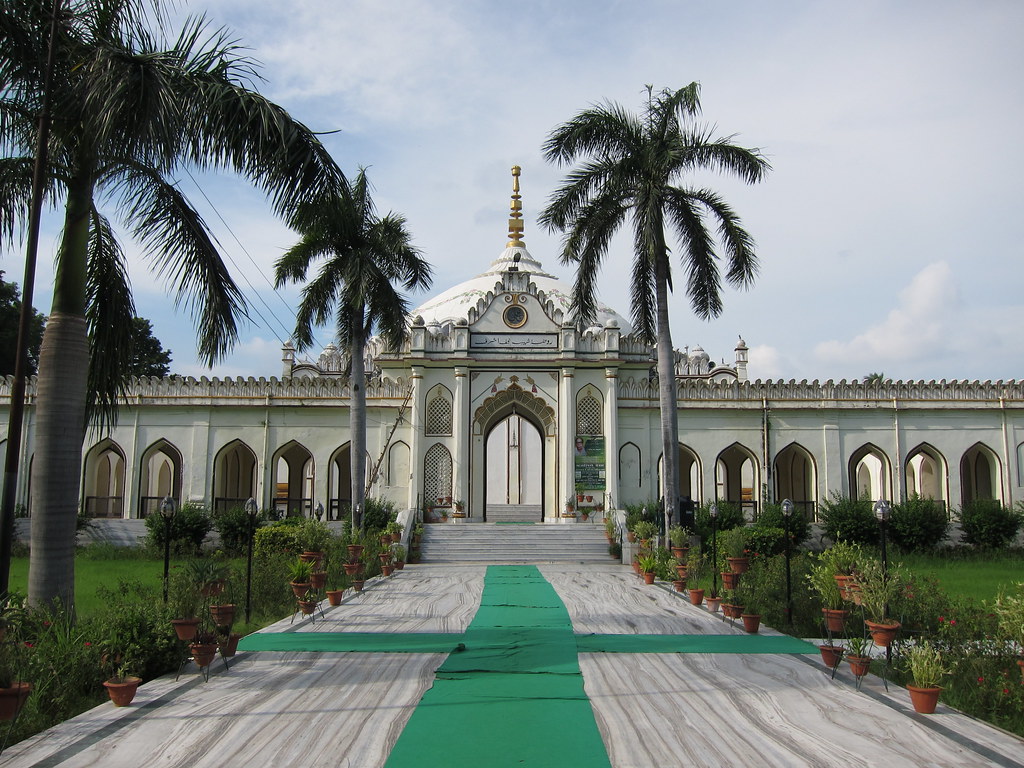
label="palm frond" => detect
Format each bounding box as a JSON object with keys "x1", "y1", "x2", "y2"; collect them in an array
[
  {"x1": 664, "y1": 188, "x2": 723, "y2": 320},
  {"x1": 84, "y1": 206, "x2": 134, "y2": 429},
  {"x1": 108, "y1": 160, "x2": 246, "y2": 364},
  {"x1": 685, "y1": 187, "x2": 759, "y2": 288}
]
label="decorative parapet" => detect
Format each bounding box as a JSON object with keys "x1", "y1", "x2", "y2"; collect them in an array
[{"x1": 616, "y1": 376, "x2": 1024, "y2": 404}]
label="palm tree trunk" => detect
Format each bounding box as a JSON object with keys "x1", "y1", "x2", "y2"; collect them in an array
[
  {"x1": 28, "y1": 169, "x2": 92, "y2": 610},
  {"x1": 654, "y1": 253, "x2": 679, "y2": 535},
  {"x1": 350, "y1": 319, "x2": 367, "y2": 530}
]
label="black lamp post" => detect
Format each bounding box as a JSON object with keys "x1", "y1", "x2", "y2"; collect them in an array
[
  {"x1": 873, "y1": 499, "x2": 891, "y2": 575},
  {"x1": 710, "y1": 502, "x2": 719, "y2": 597},
  {"x1": 160, "y1": 496, "x2": 176, "y2": 604},
  {"x1": 244, "y1": 497, "x2": 259, "y2": 624},
  {"x1": 782, "y1": 498, "x2": 794, "y2": 626}
]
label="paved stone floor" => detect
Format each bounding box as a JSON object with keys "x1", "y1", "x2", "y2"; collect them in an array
[{"x1": 1, "y1": 564, "x2": 1022, "y2": 767}]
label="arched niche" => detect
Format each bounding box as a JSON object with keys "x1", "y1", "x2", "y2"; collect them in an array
[
  {"x1": 656, "y1": 445, "x2": 702, "y2": 506},
  {"x1": 960, "y1": 442, "x2": 1001, "y2": 505},
  {"x1": 272, "y1": 440, "x2": 314, "y2": 518},
  {"x1": 328, "y1": 443, "x2": 371, "y2": 521},
  {"x1": 138, "y1": 439, "x2": 183, "y2": 518},
  {"x1": 83, "y1": 438, "x2": 126, "y2": 518},
  {"x1": 848, "y1": 444, "x2": 891, "y2": 502},
  {"x1": 485, "y1": 413, "x2": 543, "y2": 516},
  {"x1": 716, "y1": 443, "x2": 759, "y2": 520},
  {"x1": 619, "y1": 442, "x2": 642, "y2": 506},
  {"x1": 905, "y1": 443, "x2": 947, "y2": 513},
  {"x1": 774, "y1": 442, "x2": 817, "y2": 521},
  {"x1": 387, "y1": 441, "x2": 411, "y2": 488},
  {"x1": 213, "y1": 440, "x2": 258, "y2": 513}
]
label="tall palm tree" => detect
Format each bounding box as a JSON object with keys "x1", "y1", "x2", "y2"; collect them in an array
[
  {"x1": 539, "y1": 83, "x2": 769, "y2": 524},
  {"x1": 275, "y1": 169, "x2": 432, "y2": 528},
  {"x1": 0, "y1": 0, "x2": 345, "y2": 609}
]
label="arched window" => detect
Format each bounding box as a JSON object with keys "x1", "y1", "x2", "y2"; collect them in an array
[
  {"x1": 848, "y1": 444, "x2": 891, "y2": 502},
  {"x1": 83, "y1": 439, "x2": 127, "y2": 518},
  {"x1": 423, "y1": 443, "x2": 453, "y2": 506},
  {"x1": 425, "y1": 386, "x2": 453, "y2": 436},
  {"x1": 774, "y1": 443, "x2": 817, "y2": 521},
  {"x1": 960, "y1": 443, "x2": 1001, "y2": 505},
  {"x1": 213, "y1": 440, "x2": 258, "y2": 513},
  {"x1": 905, "y1": 443, "x2": 946, "y2": 513},
  {"x1": 715, "y1": 443, "x2": 759, "y2": 520},
  {"x1": 575, "y1": 389, "x2": 602, "y2": 436},
  {"x1": 139, "y1": 439, "x2": 183, "y2": 518},
  {"x1": 273, "y1": 441, "x2": 314, "y2": 517}
]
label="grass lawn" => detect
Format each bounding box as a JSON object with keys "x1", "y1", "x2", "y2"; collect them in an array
[{"x1": 895, "y1": 550, "x2": 1024, "y2": 601}]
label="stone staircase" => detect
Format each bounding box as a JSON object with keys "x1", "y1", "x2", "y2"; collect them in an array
[{"x1": 418, "y1": 521, "x2": 610, "y2": 564}]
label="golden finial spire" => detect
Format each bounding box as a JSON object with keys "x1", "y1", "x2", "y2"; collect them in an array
[{"x1": 507, "y1": 165, "x2": 525, "y2": 247}]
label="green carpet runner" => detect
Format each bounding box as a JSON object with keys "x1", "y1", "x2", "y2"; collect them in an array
[{"x1": 383, "y1": 565, "x2": 611, "y2": 768}]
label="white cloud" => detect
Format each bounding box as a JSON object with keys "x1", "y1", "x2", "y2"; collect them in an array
[
  {"x1": 175, "y1": 336, "x2": 284, "y2": 380},
  {"x1": 814, "y1": 262, "x2": 958, "y2": 368},
  {"x1": 747, "y1": 345, "x2": 786, "y2": 381}
]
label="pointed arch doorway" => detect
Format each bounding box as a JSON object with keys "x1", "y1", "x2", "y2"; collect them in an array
[
  {"x1": 485, "y1": 413, "x2": 543, "y2": 520},
  {"x1": 473, "y1": 383, "x2": 557, "y2": 522}
]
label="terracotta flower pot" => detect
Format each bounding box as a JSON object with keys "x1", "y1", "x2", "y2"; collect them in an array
[
  {"x1": 326, "y1": 589, "x2": 344, "y2": 606},
  {"x1": 343, "y1": 562, "x2": 363, "y2": 576},
  {"x1": 209, "y1": 604, "x2": 236, "y2": 628},
  {"x1": 381, "y1": 564, "x2": 394, "y2": 577},
  {"x1": 821, "y1": 608, "x2": 849, "y2": 634},
  {"x1": 706, "y1": 596, "x2": 721, "y2": 613},
  {"x1": 741, "y1": 613, "x2": 761, "y2": 633},
  {"x1": 727, "y1": 557, "x2": 749, "y2": 574},
  {"x1": 672, "y1": 579, "x2": 686, "y2": 592},
  {"x1": 721, "y1": 571, "x2": 741, "y2": 590},
  {"x1": 394, "y1": 560, "x2": 405, "y2": 570},
  {"x1": 351, "y1": 579, "x2": 365, "y2": 591},
  {"x1": 865, "y1": 620, "x2": 901, "y2": 647},
  {"x1": 675, "y1": 564, "x2": 688, "y2": 580},
  {"x1": 200, "y1": 579, "x2": 225, "y2": 598},
  {"x1": 218, "y1": 633, "x2": 242, "y2": 657},
  {"x1": 847, "y1": 654, "x2": 872, "y2": 677},
  {"x1": 310, "y1": 571, "x2": 327, "y2": 590},
  {"x1": 190, "y1": 643, "x2": 218, "y2": 668},
  {"x1": 298, "y1": 599, "x2": 318, "y2": 615},
  {"x1": 346, "y1": 544, "x2": 364, "y2": 562},
  {"x1": 290, "y1": 581, "x2": 311, "y2": 599},
  {"x1": 642, "y1": 571, "x2": 655, "y2": 585},
  {"x1": 0, "y1": 682, "x2": 31, "y2": 721},
  {"x1": 171, "y1": 618, "x2": 201, "y2": 642},
  {"x1": 688, "y1": 588, "x2": 705, "y2": 606},
  {"x1": 907, "y1": 685, "x2": 942, "y2": 714},
  {"x1": 722, "y1": 603, "x2": 744, "y2": 619},
  {"x1": 378, "y1": 552, "x2": 392, "y2": 564},
  {"x1": 818, "y1": 644, "x2": 843, "y2": 668},
  {"x1": 104, "y1": 676, "x2": 142, "y2": 707},
  {"x1": 672, "y1": 546, "x2": 688, "y2": 561},
  {"x1": 300, "y1": 551, "x2": 324, "y2": 568}
]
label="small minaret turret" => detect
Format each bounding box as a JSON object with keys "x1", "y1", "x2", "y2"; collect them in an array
[
  {"x1": 507, "y1": 165, "x2": 526, "y2": 248},
  {"x1": 735, "y1": 336, "x2": 748, "y2": 382}
]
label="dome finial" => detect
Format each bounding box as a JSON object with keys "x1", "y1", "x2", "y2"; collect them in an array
[{"x1": 507, "y1": 165, "x2": 525, "y2": 247}]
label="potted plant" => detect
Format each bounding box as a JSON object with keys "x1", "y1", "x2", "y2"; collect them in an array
[
  {"x1": 819, "y1": 642, "x2": 844, "y2": 669},
  {"x1": 102, "y1": 663, "x2": 142, "y2": 707},
  {"x1": 288, "y1": 557, "x2": 315, "y2": 598},
  {"x1": 168, "y1": 568, "x2": 202, "y2": 641},
  {"x1": 393, "y1": 545, "x2": 407, "y2": 570},
  {"x1": 721, "y1": 525, "x2": 750, "y2": 574},
  {"x1": 632, "y1": 521, "x2": 658, "y2": 548},
  {"x1": 807, "y1": 559, "x2": 848, "y2": 634},
  {"x1": 686, "y1": 548, "x2": 706, "y2": 606},
  {"x1": 637, "y1": 553, "x2": 658, "y2": 585},
  {"x1": 856, "y1": 560, "x2": 904, "y2": 646},
  {"x1": 298, "y1": 589, "x2": 319, "y2": 615},
  {"x1": 845, "y1": 636, "x2": 872, "y2": 678},
  {"x1": 190, "y1": 631, "x2": 218, "y2": 669},
  {"x1": 563, "y1": 496, "x2": 577, "y2": 517},
  {"x1": 604, "y1": 515, "x2": 616, "y2": 542},
  {"x1": 902, "y1": 639, "x2": 947, "y2": 714},
  {"x1": 384, "y1": 520, "x2": 404, "y2": 541},
  {"x1": 668, "y1": 524, "x2": 690, "y2": 560},
  {"x1": 452, "y1": 500, "x2": 466, "y2": 518},
  {"x1": 187, "y1": 559, "x2": 229, "y2": 597},
  {"x1": 0, "y1": 636, "x2": 30, "y2": 721}
]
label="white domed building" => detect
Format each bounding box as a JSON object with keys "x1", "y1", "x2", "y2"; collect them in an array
[{"x1": 2, "y1": 169, "x2": 1022, "y2": 529}]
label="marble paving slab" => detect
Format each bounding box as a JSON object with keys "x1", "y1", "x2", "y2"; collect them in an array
[{"x1": 1, "y1": 564, "x2": 1021, "y2": 768}]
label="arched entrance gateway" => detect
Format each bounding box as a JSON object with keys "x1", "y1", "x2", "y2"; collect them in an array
[{"x1": 473, "y1": 381, "x2": 556, "y2": 522}]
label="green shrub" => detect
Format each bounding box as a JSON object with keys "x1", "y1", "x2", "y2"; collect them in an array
[
  {"x1": 755, "y1": 502, "x2": 810, "y2": 548},
  {"x1": 746, "y1": 526, "x2": 788, "y2": 558},
  {"x1": 362, "y1": 497, "x2": 398, "y2": 532},
  {"x1": 957, "y1": 499, "x2": 1023, "y2": 549},
  {"x1": 144, "y1": 502, "x2": 212, "y2": 554},
  {"x1": 889, "y1": 494, "x2": 949, "y2": 552},
  {"x1": 818, "y1": 492, "x2": 878, "y2": 546},
  {"x1": 212, "y1": 506, "x2": 266, "y2": 556},
  {"x1": 253, "y1": 520, "x2": 304, "y2": 561},
  {"x1": 694, "y1": 500, "x2": 744, "y2": 541}
]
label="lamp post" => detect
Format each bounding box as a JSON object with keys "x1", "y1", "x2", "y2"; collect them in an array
[
  {"x1": 710, "y1": 502, "x2": 719, "y2": 598},
  {"x1": 244, "y1": 497, "x2": 259, "y2": 624},
  {"x1": 160, "y1": 496, "x2": 176, "y2": 604},
  {"x1": 781, "y1": 499, "x2": 794, "y2": 626},
  {"x1": 873, "y1": 499, "x2": 891, "y2": 575},
  {"x1": 873, "y1": 498, "x2": 892, "y2": 663}
]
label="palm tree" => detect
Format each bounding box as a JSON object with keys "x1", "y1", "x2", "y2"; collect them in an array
[
  {"x1": 275, "y1": 169, "x2": 432, "y2": 528},
  {"x1": 539, "y1": 83, "x2": 769, "y2": 524},
  {"x1": 0, "y1": 0, "x2": 345, "y2": 609}
]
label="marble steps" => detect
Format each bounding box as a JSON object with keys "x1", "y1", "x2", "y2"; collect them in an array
[{"x1": 420, "y1": 523, "x2": 611, "y2": 564}]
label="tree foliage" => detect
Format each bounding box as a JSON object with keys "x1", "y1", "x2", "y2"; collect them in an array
[
  {"x1": 0, "y1": 270, "x2": 46, "y2": 376},
  {"x1": 126, "y1": 317, "x2": 172, "y2": 377}
]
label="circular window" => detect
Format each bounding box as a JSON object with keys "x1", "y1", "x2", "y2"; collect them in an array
[{"x1": 503, "y1": 305, "x2": 527, "y2": 328}]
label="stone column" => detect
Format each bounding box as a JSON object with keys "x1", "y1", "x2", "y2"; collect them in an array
[
  {"x1": 407, "y1": 366, "x2": 424, "y2": 512},
  {"x1": 559, "y1": 366, "x2": 575, "y2": 515},
  {"x1": 453, "y1": 366, "x2": 469, "y2": 514},
  {"x1": 604, "y1": 366, "x2": 619, "y2": 510}
]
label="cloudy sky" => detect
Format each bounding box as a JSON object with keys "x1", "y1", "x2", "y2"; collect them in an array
[{"x1": 9, "y1": 0, "x2": 1024, "y2": 382}]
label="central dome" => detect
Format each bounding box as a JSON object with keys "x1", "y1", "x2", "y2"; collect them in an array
[{"x1": 411, "y1": 167, "x2": 633, "y2": 333}]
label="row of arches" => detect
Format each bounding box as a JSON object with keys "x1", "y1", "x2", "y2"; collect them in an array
[
  {"x1": 78, "y1": 437, "x2": 393, "y2": 519},
  {"x1": 633, "y1": 440, "x2": 1003, "y2": 520}
]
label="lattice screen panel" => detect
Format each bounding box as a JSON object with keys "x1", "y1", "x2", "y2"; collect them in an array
[
  {"x1": 576, "y1": 394, "x2": 602, "y2": 435},
  {"x1": 423, "y1": 443, "x2": 453, "y2": 504},
  {"x1": 425, "y1": 394, "x2": 453, "y2": 436}
]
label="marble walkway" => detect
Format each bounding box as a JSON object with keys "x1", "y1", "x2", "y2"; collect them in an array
[{"x1": 1, "y1": 564, "x2": 1022, "y2": 768}]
